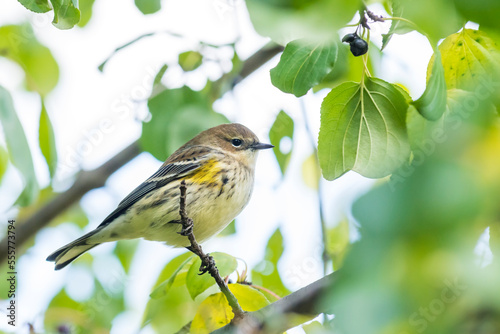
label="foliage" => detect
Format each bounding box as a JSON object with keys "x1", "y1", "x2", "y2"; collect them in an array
[
  {"x1": 2, "y1": 0, "x2": 500, "y2": 333},
  {"x1": 268, "y1": 110, "x2": 294, "y2": 175},
  {"x1": 328, "y1": 110, "x2": 500, "y2": 334},
  {"x1": 190, "y1": 284, "x2": 270, "y2": 333},
  {"x1": 318, "y1": 77, "x2": 410, "y2": 180},
  {"x1": 45, "y1": 278, "x2": 125, "y2": 333},
  {"x1": 270, "y1": 40, "x2": 337, "y2": 97},
  {"x1": 0, "y1": 86, "x2": 38, "y2": 206},
  {"x1": 141, "y1": 85, "x2": 228, "y2": 161}
]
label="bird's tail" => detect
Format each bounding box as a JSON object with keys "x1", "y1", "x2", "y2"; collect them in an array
[{"x1": 46, "y1": 229, "x2": 102, "y2": 270}]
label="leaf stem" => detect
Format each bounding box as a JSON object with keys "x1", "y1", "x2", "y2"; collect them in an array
[
  {"x1": 250, "y1": 284, "x2": 282, "y2": 301},
  {"x1": 362, "y1": 29, "x2": 372, "y2": 78}
]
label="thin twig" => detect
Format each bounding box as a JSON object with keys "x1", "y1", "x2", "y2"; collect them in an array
[
  {"x1": 98, "y1": 30, "x2": 247, "y2": 72},
  {"x1": 178, "y1": 181, "x2": 245, "y2": 320}
]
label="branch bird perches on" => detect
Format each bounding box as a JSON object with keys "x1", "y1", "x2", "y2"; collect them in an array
[{"x1": 178, "y1": 180, "x2": 244, "y2": 320}]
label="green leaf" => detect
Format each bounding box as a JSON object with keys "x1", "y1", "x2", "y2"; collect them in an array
[
  {"x1": 77, "y1": 0, "x2": 96, "y2": 27},
  {"x1": 44, "y1": 289, "x2": 83, "y2": 333},
  {"x1": 0, "y1": 24, "x2": 60, "y2": 96},
  {"x1": 113, "y1": 240, "x2": 139, "y2": 274},
  {"x1": 39, "y1": 103, "x2": 58, "y2": 178},
  {"x1": 269, "y1": 110, "x2": 294, "y2": 175},
  {"x1": 381, "y1": 2, "x2": 414, "y2": 50},
  {"x1": 318, "y1": 78, "x2": 410, "y2": 180},
  {"x1": 434, "y1": 29, "x2": 500, "y2": 92},
  {"x1": 263, "y1": 228, "x2": 284, "y2": 264},
  {"x1": 150, "y1": 253, "x2": 194, "y2": 299},
  {"x1": 246, "y1": 0, "x2": 361, "y2": 44},
  {"x1": 0, "y1": 145, "x2": 8, "y2": 184},
  {"x1": 150, "y1": 63, "x2": 168, "y2": 96},
  {"x1": 98, "y1": 32, "x2": 157, "y2": 72},
  {"x1": 186, "y1": 252, "x2": 238, "y2": 300},
  {"x1": 178, "y1": 51, "x2": 203, "y2": 72},
  {"x1": 190, "y1": 284, "x2": 270, "y2": 333},
  {"x1": 135, "y1": 0, "x2": 162, "y2": 15},
  {"x1": 252, "y1": 228, "x2": 291, "y2": 298},
  {"x1": 45, "y1": 280, "x2": 124, "y2": 333},
  {"x1": 50, "y1": 0, "x2": 81, "y2": 29},
  {"x1": 328, "y1": 106, "x2": 498, "y2": 334},
  {"x1": 144, "y1": 253, "x2": 200, "y2": 332},
  {"x1": 398, "y1": 0, "x2": 463, "y2": 43},
  {"x1": 406, "y1": 105, "x2": 442, "y2": 153},
  {"x1": 270, "y1": 39, "x2": 338, "y2": 97},
  {"x1": 141, "y1": 86, "x2": 228, "y2": 161},
  {"x1": 303, "y1": 321, "x2": 331, "y2": 334},
  {"x1": 226, "y1": 283, "x2": 270, "y2": 310},
  {"x1": 17, "y1": 0, "x2": 51, "y2": 13},
  {"x1": 53, "y1": 202, "x2": 89, "y2": 229},
  {"x1": 153, "y1": 64, "x2": 168, "y2": 86},
  {"x1": 454, "y1": 0, "x2": 500, "y2": 31},
  {"x1": 412, "y1": 48, "x2": 447, "y2": 121},
  {"x1": 0, "y1": 86, "x2": 38, "y2": 206},
  {"x1": 407, "y1": 89, "x2": 496, "y2": 153}
]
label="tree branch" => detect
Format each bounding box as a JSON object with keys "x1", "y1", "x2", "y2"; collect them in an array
[
  {"x1": 211, "y1": 272, "x2": 337, "y2": 334},
  {"x1": 0, "y1": 42, "x2": 284, "y2": 264},
  {"x1": 178, "y1": 181, "x2": 244, "y2": 319}
]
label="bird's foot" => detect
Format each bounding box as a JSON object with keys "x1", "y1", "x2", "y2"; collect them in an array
[{"x1": 199, "y1": 253, "x2": 216, "y2": 275}]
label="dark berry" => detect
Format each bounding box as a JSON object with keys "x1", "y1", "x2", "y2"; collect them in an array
[
  {"x1": 342, "y1": 33, "x2": 357, "y2": 43},
  {"x1": 349, "y1": 38, "x2": 368, "y2": 57}
]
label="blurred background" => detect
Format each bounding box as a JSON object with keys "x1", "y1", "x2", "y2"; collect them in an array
[{"x1": 0, "y1": 0, "x2": 499, "y2": 333}]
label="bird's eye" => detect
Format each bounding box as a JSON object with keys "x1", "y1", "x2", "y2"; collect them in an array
[{"x1": 231, "y1": 138, "x2": 243, "y2": 147}]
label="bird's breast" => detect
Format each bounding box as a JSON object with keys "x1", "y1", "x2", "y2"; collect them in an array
[{"x1": 133, "y1": 159, "x2": 254, "y2": 246}]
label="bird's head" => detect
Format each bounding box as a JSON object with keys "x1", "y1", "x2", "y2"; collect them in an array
[{"x1": 189, "y1": 123, "x2": 273, "y2": 168}]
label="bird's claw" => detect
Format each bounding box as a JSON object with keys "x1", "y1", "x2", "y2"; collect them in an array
[{"x1": 177, "y1": 218, "x2": 194, "y2": 236}]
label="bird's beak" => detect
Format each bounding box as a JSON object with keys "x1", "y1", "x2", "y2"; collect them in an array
[{"x1": 251, "y1": 142, "x2": 274, "y2": 150}]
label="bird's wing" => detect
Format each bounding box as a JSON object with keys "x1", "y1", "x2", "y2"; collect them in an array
[{"x1": 97, "y1": 145, "x2": 218, "y2": 228}]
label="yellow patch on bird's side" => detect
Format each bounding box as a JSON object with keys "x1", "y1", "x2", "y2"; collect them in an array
[{"x1": 187, "y1": 159, "x2": 221, "y2": 184}]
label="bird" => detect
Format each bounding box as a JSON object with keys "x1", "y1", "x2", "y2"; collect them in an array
[{"x1": 47, "y1": 123, "x2": 273, "y2": 270}]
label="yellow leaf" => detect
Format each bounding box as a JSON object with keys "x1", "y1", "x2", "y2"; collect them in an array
[
  {"x1": 326, "y1": 220, "x2": 350, "y2": 270},
  {"x1": 190, "y1": 284, "x2": 270, "y2": 334},
  {"x1": 429, "y1": 29, "x2": 500, "y2": 91},
  {"x1": 462, "y1": 125, "x2": 500, "y2": 187},
  {"x1": 302, "y1": 153, "x2": 321, "y2": 189}
]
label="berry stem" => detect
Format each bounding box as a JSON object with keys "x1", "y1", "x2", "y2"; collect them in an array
[{"x1": 362, "y1": 28, "x2": 371, "y2": 77}]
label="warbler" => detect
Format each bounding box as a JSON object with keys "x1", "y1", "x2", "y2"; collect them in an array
[{"x1": 47, "y1": 123, "x2": 273, "y2": 270}]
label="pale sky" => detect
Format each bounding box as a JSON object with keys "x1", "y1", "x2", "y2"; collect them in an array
[{"x1": 0, "y1": 1, "x2": 438, "y2": 333}]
